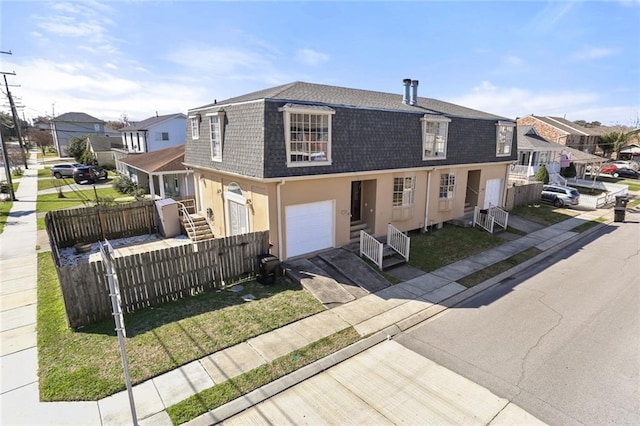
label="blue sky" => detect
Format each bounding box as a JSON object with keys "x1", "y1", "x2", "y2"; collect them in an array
[{"x1": 1, "y1": 0, "x2": 638, "y2": 125}]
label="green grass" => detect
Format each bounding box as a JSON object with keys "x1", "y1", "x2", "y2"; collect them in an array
[
  {"x1": 36, "y1": 187, "x2": 131, "y2": 230},
  {"x1": 167, "y1": 327, "x2": 360, "y2": 425},
  {"x1": 570, "y1": 218, "x2": 605, "y2": 233},
  {"x1": 38, "y1": 168, "x2": 54, "y2": 178},
  {"x1": 0, "y1": 182, "x2": 20, "y2": 234},
  {"x1": 457, "y1": 247, "x2": 543, "y2": 288},
  {"x1": 509, "y1": 203, "x2": 579, "y2": 226},
  {"x1": 38, "y1": 176, "x2": 75, "y2": 191},
  {"x1": 37, "y1": 252, "x2": 325, "y2": 401},
  {"x1": 407, "y1": 224, "x2": 505, "y2": 272}
]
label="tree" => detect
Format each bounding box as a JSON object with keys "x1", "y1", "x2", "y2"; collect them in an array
[
  {"x1": 105, "y1": 113, "x2": 130, "y2": 130},
  {"x1": 28, "y1": 128, "x2": 54, "y2": 155},
  {"x1": 560, "y1": 162, "x2": 577, "y2": 178},
  {"x1": 66, "y1": 136, "x2": 88, "y2": 162},
  {"x1": 600, "y1": 131, "x2": 631, "y2": 159},
  {"x1": 535, "y1": 163, "x2": 550, "y2": 184}
]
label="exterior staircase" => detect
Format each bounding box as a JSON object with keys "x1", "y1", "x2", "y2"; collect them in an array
[
  {"x1": 181, "y1": 214, "x2": 214, "y2": 241},
  {"x1": 349, "y1": 220, "x2": 370, "y2": 242}
]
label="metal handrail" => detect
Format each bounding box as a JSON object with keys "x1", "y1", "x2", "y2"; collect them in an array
[{"x1": 176, "y1": 202, "x2": 196, "y2": 238}]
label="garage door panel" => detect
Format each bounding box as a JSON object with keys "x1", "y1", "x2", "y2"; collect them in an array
[{"x1": 286, "y1": 201, "x2": 334, "y2": 258}]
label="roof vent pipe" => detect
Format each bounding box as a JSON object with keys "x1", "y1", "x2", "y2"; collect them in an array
[
  {"x1": 402, "y1": 79, "x2": 411, "y2": 105},
  {"x1": 410, "y1": 80, "x2": 419, "y2": 106}
]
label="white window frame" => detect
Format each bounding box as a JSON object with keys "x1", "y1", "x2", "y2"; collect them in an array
[
  {"x1": 439, "y1": 173, "x2": 456, "y2": 199},
  {"x1": 496, "y1": 121, "x2": 515, "y2": 156},
  {"x1": 224, "y1": 183, "x2": 249, "y2": 236},
  {"x1": 190, "y1": 116, "x2": 199, "y2": 140},
  {"x1": 155, "y1": 132, "x2": 170, "y2": 141},
  {"x1": 206, "y1": 111, "x2": 225, "y2": 162},
  {"x1": 281, "y1": 105, "x2": 334, "y2": 167},
  {"x1": 422, "y1": 116, "x2": 451, "y2": 160},
  {"x1": 393, "y1": 176, "x2": 416, "y2": 207}
]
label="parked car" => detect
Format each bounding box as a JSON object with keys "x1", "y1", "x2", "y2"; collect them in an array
[
  {"x1": 599, "y1": 164, "x2": 618, "y2": 174},
  {"x1": 611, "y1": 167, "x2": 640, "y2": 179},
  {"x1": 72, "y1": 166, "x2": 108, "y2": 184},
  {"x1": 610, "y1": 160, "x2": 639, "y2": 170},
  {"x1": 541, "y1": 184, "x2": 580, "y2": 207},
  {"x1": 51, "y1": 163, "x2": 83, "y2": 178}
]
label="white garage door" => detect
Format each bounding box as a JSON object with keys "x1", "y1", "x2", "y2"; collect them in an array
[{"x1": 285, "y1": 200, "x2": 335, "y2": 258}]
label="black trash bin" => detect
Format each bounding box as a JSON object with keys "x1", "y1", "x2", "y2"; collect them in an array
[
  {"x1": 614, "y1": 207, "x2": 626, "y2": 223},
  {"x1": 615, "y1": 195, "x2": 629, "y2": 208},
  {"x1": 257, "y1": 254, "x2": 281, "y2": 285}
]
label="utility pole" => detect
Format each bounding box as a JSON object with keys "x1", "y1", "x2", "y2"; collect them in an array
[
  {"x1": 0, "y1": 130, "x2": 17, "y2": 201},
  {"x1": 3, "y1": 75, "x2": 28, "y2": 169}
]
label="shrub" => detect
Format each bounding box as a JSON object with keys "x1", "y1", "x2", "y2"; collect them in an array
[
  {"x1": 560, "y1": 162, "x2": 577, "y2": 178},
  {"x1": 535, "y1": 163, "x2": 549, "y2": 184},
  {"x1": 11, "y1": 167, "x2": 24, "y2": 177}
]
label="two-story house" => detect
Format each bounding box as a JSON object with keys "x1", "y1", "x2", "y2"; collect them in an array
[
  {"x1": 184, "y1": 80, "x2": 517, "y2": 260},
  {"x1": 114, "y1": 112, "x2": 187, "y2": 175},
  {"x1": 50, "y1": 112, "x2": 106, "y2": 156},
  {"x1": 516, "y1": 115, "x2": 601, "y2": 154}
]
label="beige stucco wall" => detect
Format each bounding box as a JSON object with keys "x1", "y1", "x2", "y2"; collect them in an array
[{"x1": 194, "y1": 162, "x2": 510, "y2": 260}]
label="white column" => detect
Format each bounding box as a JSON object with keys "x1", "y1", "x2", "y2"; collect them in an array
[{"x1": 158, "y1": 174, "x2": 166, "y2": 199}]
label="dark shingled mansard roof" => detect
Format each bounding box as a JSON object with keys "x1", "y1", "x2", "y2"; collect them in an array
[{"x1": 192, "y1": 81, "x2": 510, "y2": 120}]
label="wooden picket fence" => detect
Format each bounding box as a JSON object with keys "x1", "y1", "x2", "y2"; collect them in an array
[
  {"x1": 57, "y1": 231, "x2": 270, "y2": 328},
  {"x1": 45, "y1": 200, "x2": 157, "y2": 249},
  {"x1": 504, "y1": 182, "x2": 544, "y2": 210}
]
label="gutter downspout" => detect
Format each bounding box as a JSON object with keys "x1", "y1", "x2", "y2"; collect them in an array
[
  {"x1": 276, "y1": 179, "x2": 286, "y2": 259},
  {"x1": 423, "y1": 171, "x2": 432, "y2": 231}
]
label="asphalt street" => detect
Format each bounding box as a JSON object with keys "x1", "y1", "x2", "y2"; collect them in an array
[{"x1": 396, "y1": 220, "x2": 640, "y2": 425}]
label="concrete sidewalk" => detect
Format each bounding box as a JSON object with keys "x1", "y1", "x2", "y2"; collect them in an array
[{"x1": 0, "y1": 154, "x2": 620, "y2": 425}]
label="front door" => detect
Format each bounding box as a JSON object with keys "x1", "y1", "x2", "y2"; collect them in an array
[
  {"x1": 350, "y1": 181, "x2": 362, "y2": 222},
  {"x1": 484, "y1": 178, "x2": 503, "y2": 209}
]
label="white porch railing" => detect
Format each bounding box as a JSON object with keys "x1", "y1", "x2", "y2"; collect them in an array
[
  {"x1": 487, "y1": 204, "x2": 509, "y2": 230},
  {"x1": 387, "y1": 223, "x2": 410, "y2": 261},
  {"x1": 473, "y1": 207, "x2": 495, "y2": 234},
  {"x1": 360, "y1": 230, "x2": 384, "y2": 270}
]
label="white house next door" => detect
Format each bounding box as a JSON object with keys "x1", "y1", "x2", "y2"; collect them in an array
[{"x1": 484, "y1": 178, "x2": 503, "y2": 209}]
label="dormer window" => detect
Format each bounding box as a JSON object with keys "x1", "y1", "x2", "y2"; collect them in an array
[
  {"x1": 280, "y1": 103, "x2": 334, "y2": 167},
  {"x1": 496, "y1": 121, "x2": 515, "y2": 156},
  {"x1": 206, "y1": 111, "x2": 225, "y2": 162},
  {"x1": 422, "y1": 115, "x2": 450, "y2": 160},
  {"x1": 190, "y1": 116, "x2": 199, "y2": 140}
]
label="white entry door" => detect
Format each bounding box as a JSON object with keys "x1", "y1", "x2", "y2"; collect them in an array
[
  {"x1": 285, "y1": 200, "x2": 334, "y2": 258},
  {"x1": 225, "y1": 191, "x2": 249, "y2": 236},
  {"x1": 484, "y1": 178, "x2": 503, "y2": 209}
]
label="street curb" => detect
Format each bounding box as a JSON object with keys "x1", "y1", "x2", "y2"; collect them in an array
[
  {"x1": 183, "y1": 218, "x2": 612, "y2": 425},
  {"x1": 184, "y1": 325, "x2": 402, "y2": 426},
  {"x1": 398, "y1": 218, "x2": 611, "y2": 332}
]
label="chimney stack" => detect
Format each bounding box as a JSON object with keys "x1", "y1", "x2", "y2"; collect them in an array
[
  {"x1": 402, "y1": 79, "x2": 411, "y2": 105},
  {"x1": 410, "y1": 80, "x2": 419, "y2": 106}
]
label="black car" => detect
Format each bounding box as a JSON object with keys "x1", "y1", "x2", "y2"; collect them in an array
[
  {"x1": 73, "y1": 166, "x2": 108, "y2": 184},
  {"x1": 611, "y1": 167, "x2": 640, "y2": 179}
]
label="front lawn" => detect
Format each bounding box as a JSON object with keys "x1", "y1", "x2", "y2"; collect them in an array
[
  {"x1": 408, "y1": 224, "x2": 505, "y2": 272},
  {"x1": 38, "y1": 176, "x2": 74, "y2": 191},
  {"x1": 37, "y1": 252, "x2": 325, "y2": 401},
  {"x1": 509, "y1": 203, "x2": 579, "y2": 226},
  {"x1": 37, "y1": 187, "x2": 133, "y2": 230}
]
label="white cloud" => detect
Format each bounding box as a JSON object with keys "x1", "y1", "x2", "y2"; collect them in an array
[
  {"x1": 572, "y1": 47, "x2": 618, "y2": 60},
  {"x1": 453, "y1": 81, "x2": 638, "y2": 126},
  {"x1": 503, "y1": 55, "x2": 524, "y2": 66},
  {"x1": 296, "y1": 49, "x2": 329, "y2": 66},
  {"x1": 452, "y1": 80, "x2": 600, "y2": 120}
]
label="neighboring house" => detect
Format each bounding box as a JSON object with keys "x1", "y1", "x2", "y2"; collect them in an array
[
  {"x1": 183, "y1": 80, "x2": 517, "y2": 260},
  {"x1": 85, "y1": 135, "x2": 123, "y2": 168},
  {"x1": 618, "y1": 144, "x2": 640, "y2": 162},
  {"x1": 511, "y1": 126, "x2": 604, "y2": 184},
  {"x1": 118, "y1": 144, "x2": 194, "y2": 199},
  {"x1": 50, "y1": 112, "x2": 106, "y2": 156},
  {"x1": 114, "y1": 113, "x2": 187, "y2": 174},
  {"x1": 516, "y1": 115, "x2": 601, "y2": 154}
]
